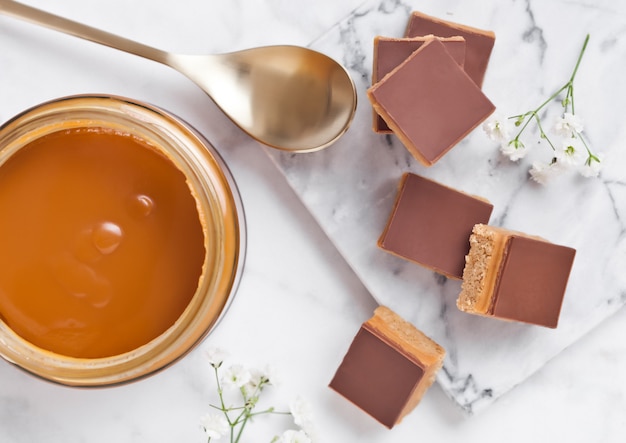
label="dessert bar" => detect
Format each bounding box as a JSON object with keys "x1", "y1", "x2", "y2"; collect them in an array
[
  {"x1": 457, "y1": 224, "x2": 576, "y2": 328},
  {"x1": 378, "y1": 173, "x2": 493, "y2": 279},
  {"x1": 367, "y1": 38, "x2": 495, "y2": 166},
  {"x1": 329, "y1": 306, "x2": 445, "y2": 428},
  {"x1": 405, "y1": 10, "x2": 495, "y2": 87},
  {"x1": 372, "y1": 35, "x2": 466, "y2": 133}
]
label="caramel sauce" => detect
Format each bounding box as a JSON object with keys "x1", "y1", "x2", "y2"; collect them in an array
[{"x1": 0, "y1": 128, "x2": 206, "y2": 358}]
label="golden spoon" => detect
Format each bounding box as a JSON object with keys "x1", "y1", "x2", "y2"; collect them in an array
[{"x1": 0, "y1": 0, "x2": 357, "y2": 152}]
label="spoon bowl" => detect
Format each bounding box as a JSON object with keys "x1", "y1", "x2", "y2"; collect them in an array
[
  {"x1": 0, "y1": 0, "x2": 357, "y2": 152},
  {"x1": 169, "y1": 46, "x2": 357, "y2": 151}
]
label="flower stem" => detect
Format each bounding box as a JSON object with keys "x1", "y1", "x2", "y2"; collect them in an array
[
  {"x1": 234, "y1": 416, "x2": 249, "y2": 443},
  {"x1": 564, "y1": 34, "x2": 589, "y2": 116},
  {"x1": 510, "y1": 34, "x2": 590, "y2": 143},
  {"x1": 569, "y1": 34, "x2": 590, "y2": 83}
]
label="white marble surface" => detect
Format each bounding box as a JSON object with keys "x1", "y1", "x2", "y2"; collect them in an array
[
  {"x1": 267, "y1": 0, "x2": 626, "y2": 414},
  {"x1": 0, "y1": 0, "x2": 625, "y2": 442}
]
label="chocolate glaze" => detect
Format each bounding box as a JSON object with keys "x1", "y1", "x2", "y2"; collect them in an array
[
  {"x1": 379, "y1": 173, "x2": 493, "y2": 279},
  {"x1": 492, "y1": 236, "x2": 576, "y2": 328},
  {"x1": 367, "y1": 39, "x2": 495, "y2": 165},
  {"x1": 405, "y1": 10, "x2": 495, "y2": 87},
  {"x1": 373, "y1": 36, "x2": 466, "y2": 132},
  {"x1": 328, "y1": 324, "x2": 425, "y2": 429}
]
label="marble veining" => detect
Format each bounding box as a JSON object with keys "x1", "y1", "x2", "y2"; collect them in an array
[
  {"x1": 1, "y1": 0, "x2": 626, "y2": 440},
  {"x1": 265, "y1": 0, "x2": 626, "y2": 413}
]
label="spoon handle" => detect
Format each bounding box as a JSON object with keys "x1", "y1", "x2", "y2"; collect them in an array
[{"x1": 0, "y1": 0, "x2": 173, "y2": 65}]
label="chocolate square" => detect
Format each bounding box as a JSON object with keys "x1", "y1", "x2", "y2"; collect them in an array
[
  {"x1": 367, "y1": 39, "x2": 495, "y2": 166},
  {"x1": 379, "y1": 173, "x2": 493, "y2": 279},
  {"x1": 372, "y1": 36, "x2": 466, "y2": 133},
  {"x1": 405, "y1": 10, "x2": 495, "y2": 87},
  {"x1": 493, "y1": 236, "x2": 576, "y2": 328},
  {"x1": 328, "y1": 325, "x2": 425, "y2": 428}
]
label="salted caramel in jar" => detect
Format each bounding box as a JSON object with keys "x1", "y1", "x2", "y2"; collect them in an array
[{"x1": 0, "y1": 95, "x2": 245, "y2": 386}]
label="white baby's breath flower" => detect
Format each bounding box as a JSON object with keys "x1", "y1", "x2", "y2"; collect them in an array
[
  {"x1": 201, "y1": 352, "x2": 302, "y2": 443},
  {"x1": 261, "y1": 364, "x2": 280, "y2": 386},
  {"x1": 496, "y1": 36, "x2": 598, "y2": 184},
  {"x1": 276, "y1": 429, "x2": 312, "y2": 443},
  {"x1": 553, "y1": 112, "x2": 584, "y2": 138},
  {"x1": 500, "y1": 139, "x2": 529, "y2": 161},
  {"x1": 289, "y1": 396, "x2": 316, "y2": 441},
  {"x1": 555, "y1": 142, "x2": 585, "y2": 167},
  {"x1": 242, "y1": 369, "x2": 264, "y2": 396},
  {"x1": 199, "y1": 413, "x2": 229, "y2": 439},
  {"x1": 206, "y1": 347, "x2": 228, "y2": 369},
  {"x1": 529, "y1": 161, "x2": 562, "y2": 185},
  {"x1": 579, "y1": 153, "x2": 603, "y2": 178},
  {"x1": 483, "y1": 114, "x2": 511, "y2": 142},
  {"x1": 242, "y1": 366, "x2": 275, "y2": 396},
  {"x1": 221, "y1": 364, "x2": 252, "y2": 388},
  {"x1": 289, "y1": 396, "x2": 313, "y2": 430}
]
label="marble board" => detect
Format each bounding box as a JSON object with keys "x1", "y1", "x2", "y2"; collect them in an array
[{"x1": 264, "y1": 0, "x2": 626, "y2": 414}]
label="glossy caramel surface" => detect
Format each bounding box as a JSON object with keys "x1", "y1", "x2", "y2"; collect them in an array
[{"x1": 0, "y1": 128, "x2": 205, "y2": 358}]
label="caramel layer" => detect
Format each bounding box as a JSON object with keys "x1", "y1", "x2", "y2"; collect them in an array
[
  {"x1": 458, "y1": 224, "x2": 508, "y2": 314},
  {"x1": 366, "y1": 306, "x2": 444, "y2": 423},
  {"x1": 457, "y1": 224, "x2": 576, "y2": 328}
]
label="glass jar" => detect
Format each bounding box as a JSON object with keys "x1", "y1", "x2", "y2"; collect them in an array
[{"x1": 0, "y1": 95, "x2": 245, "y2": 386}]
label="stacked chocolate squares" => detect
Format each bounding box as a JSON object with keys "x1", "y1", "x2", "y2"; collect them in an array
[
  {"x1": 329, "y1": 11, "x2": 577, "y2": 429},
  {"x1": 367, "y1": 10, "x2": 496, "y2": 166},
  {"x1": 368, "y1": 12, "x2": 576, "y2": 328}
]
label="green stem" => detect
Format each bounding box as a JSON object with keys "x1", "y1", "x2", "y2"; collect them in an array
[
  {"x1": 231, "y1": 408, "x2": 248, "y2": 428},
  {"x1": 213, "y1": 367, "x2": 234, "y2": 427},
  {"x1": 248, "y1": 408, "x2": 286, "y2": 418},
  {"x1": 509, "y1": 34, "x2": 590, "y2": 144},
  {"x1": 535, "y1": 83, "x2": 569, "y2": 114},
  {"x1": 510, "y1": 81, "x2": 567, "y2": 141},
  {"x1": 569, "y1": 34, "x2": 590, "y2": 83},
  {"x1": 577, "y1": 132, "x2": 597, "y2": 161},
  {"x1": 234, "y1": 416, "x2": 249, "y2": 443},
  {"x1": 207, "y1": 368, "x2": 282, "y2": 443},
  {"x1": 534, "y1": 113, "x2": 556, "y2": 150}
]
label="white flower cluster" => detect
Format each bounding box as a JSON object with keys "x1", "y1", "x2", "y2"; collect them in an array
[
  {"x1": 483, "y1": 112, "x2": 602, "y2": 184},
  {"x1": 483, "y1": 34, "x2": 602, "y2": 185},
  {"x1": 200, "y1": 347, "x2": 315, "y2": 443},
  {"x1": 199, "y1": 414, "x2": 229, "y2": 440}
]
